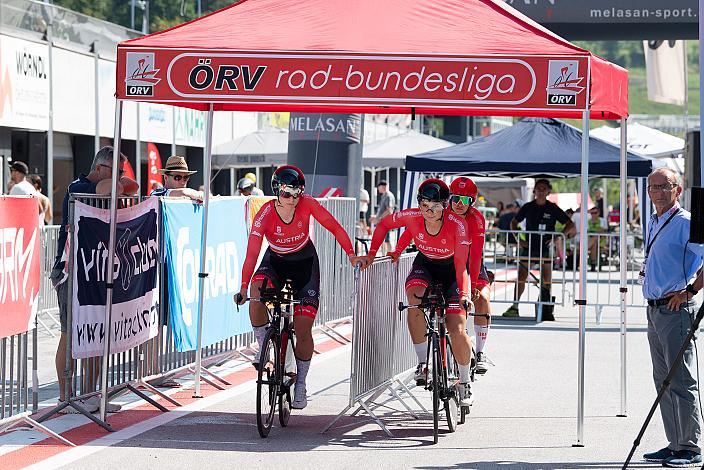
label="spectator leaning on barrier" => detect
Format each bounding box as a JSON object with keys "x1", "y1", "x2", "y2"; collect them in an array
[
  {"x1": 640, "y1": 168, "x2": 704, "y2": 468},
  {"x1": 370, "y1": 180, "x2": 396, "y2": 255},
  {"x1": 28, "y1": 174, "x2": 53, "y2": 225},
  {"x1": 50, "y1": 146, "x2": 138, "y2": 414},
  {"x1": 151, "y1": 156, "x2": 203, "y2": 201},
  {"x1": 503, "y1": 179, "x2": 575, "y2": 320}
]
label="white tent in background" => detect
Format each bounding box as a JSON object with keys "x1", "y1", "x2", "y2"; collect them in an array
[
  {"x1": 363, "y1": 130, "x2": 453, "y2": 168},
  {"x1": 591, "y1": 122, "x2": 685, "y2": 175},
  {"x1": 212, "y1": 127, "x2": 288, "y2": 168}
]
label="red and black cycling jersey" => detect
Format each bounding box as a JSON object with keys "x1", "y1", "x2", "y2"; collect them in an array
[
  {"x1": 395, "y1": 207, "x2": 485, "y2": 288},
  {"x1": 369, "y1": 208, "x2": 470, "y2": 296},
  {"x1": 465, "y1": 207, "x2": 486, "y2": 287},
  {"x1": 241, "y1": 195, "x2": 354, "y2": 289}
]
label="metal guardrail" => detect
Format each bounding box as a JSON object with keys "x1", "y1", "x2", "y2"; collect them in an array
[
  {"x1": 483, "y1": 229, "x2": 567, "y2": 321},
  {"x1": 324, "y1": 253, "x2": 421, "y2": 437},
  {"x1": 315, "y1": 198, "x2": 356, "y2": 332},
  {"x1": 567, "y1": 231, "x2": 645, "y2": 322},
  {"x1": 37, "y1": 226, "x2": 61, "y2": 337}
]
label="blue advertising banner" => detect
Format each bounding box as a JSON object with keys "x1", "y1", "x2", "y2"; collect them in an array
[{"x1": 162, "y1": 197, "x2": 252, "y2": 351}]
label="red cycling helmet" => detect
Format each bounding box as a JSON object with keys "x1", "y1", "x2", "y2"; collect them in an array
[
  {"x1": 417, "y1": 178, "x2": 450, "y2": 205},
  {"x1": 271, "y1": 165, "x2": 306, "y2": 194},
  {"x1": 449, "y1": 177, "x2": 478, "y2": 206}
]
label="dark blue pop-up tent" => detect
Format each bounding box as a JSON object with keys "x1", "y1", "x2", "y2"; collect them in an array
[{"x1": 406, "y1": 118, "x2": 653, "y2": 178}]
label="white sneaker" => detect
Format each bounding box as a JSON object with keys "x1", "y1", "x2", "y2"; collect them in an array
[
  {"x1": 291, "y1": 385, "x2": 307, "y2": 409},
  {"x1": 458, "y1": 382, "x2": 474, "y2": 407},
  {"x1": 414, "y1": 363, "x2": 427, "y2": 386}
]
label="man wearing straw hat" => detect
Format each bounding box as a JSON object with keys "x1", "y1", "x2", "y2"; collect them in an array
[{"x1": 150, "y1": 155, "x2": 203, "y2": 201}]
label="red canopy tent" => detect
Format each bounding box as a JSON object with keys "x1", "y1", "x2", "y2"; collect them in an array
[
  {"x1": 116, "y1": 0, "x2": 627, "y2": 119},
  {"x1": 102, "y1": 0, "x2": 630, "y2": 442}
]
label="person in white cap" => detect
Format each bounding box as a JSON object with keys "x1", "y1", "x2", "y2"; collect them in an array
[{"x1": 244, "y1": 172, "x2": 264, "y2": 196}]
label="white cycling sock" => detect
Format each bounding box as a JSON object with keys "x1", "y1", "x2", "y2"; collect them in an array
[
  {"x1": 253, "y1": 324, "x2": 269, "y2": 360},
  {"x1": 474, "y1": 325, "x2": 489, "y2": 353},
  {"x1": 295, "y1": 358, "x2": 311, "y2": 387},
  {"x1": 413, "y1": 342, "x2": 426, "y2": 364},
  {"x1": 458, "y1": 363, "x2": 471, "y2": 383}
]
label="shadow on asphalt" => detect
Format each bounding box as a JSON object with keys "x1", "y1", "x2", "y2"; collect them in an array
[
  {"x1": 101, "y1": 409, "x2": 531, "y2": 451},
  {"x1": 415, "y1": 461, "x2": 659, "y2": 469}
]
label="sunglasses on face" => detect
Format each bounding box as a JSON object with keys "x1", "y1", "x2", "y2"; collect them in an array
[
  {"x1": 279, "y1": 185, "x2": 302, "y2": 199},
  {"x1": 450, "y1": 195, "x2": 474, "y2": 206},
  {"x1": 99, "y1": 164, "x2": 125, "y2": 176},
  {"x1": 169, "y1": 174, "x2": 190, "y2": 182}
]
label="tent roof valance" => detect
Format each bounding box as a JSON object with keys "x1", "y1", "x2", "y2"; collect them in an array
[{"x1": 116, "y1": 0, "x2": 627, "y2": 119}]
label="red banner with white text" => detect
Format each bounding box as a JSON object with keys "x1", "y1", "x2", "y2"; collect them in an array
[
  {"x1": 0, "y1": 197, "x2": 40, "y2": 338},
  {"x1": 116, "y1": 49, "x2": 590, "y2": 115},
  {"x1": 147, "y1": 143, "x2": 163, "y2": 192}
]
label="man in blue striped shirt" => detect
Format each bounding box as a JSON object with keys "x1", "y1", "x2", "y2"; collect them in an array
[{"x1": 642, "y1": 168, "x2": 704, "y2": 468}]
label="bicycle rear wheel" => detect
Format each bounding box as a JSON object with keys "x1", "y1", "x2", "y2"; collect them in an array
[
  {"x1": 442, "y1": 334, "x2": 459, "y2": 432},
  {"x1": 257, "y1": 328, "x2": 280, "y2": 438}
]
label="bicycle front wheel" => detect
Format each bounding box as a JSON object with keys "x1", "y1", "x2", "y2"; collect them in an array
[
  {"x1": 431, "y1": 335, "x2": 440, "y2": 444},
  {"x1": 257, "y1": 328, "x2": 280, "y2": 438}
]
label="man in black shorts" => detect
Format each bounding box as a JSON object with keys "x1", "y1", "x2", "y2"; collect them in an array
[{"x1": 503, "y1": 179, "x2": 576, "y2": 320}]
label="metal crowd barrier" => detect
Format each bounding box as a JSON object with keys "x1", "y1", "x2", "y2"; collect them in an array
[
  {"x1": 0, "y1": 328, "x2": 72, "y2": 444},
  {"x1": 567, "y1": 230, "x2": 645, "y2": 322},
  {"x1": 37, "y1": 226, "x2": 62, "y2": 337},
  {"x1": 483, "y1": 229, "x2": 567, "y2": 321},
  {"x1": 314, "y1": 198, "x2": 357, "y2": 343},
  {"x1": 324, "y1": 253, "x2": 421, "y2": 437}
]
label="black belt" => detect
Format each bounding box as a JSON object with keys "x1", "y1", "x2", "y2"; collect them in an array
[{"x1": 647, "y1": 296, "x2": 673, "y2": 307}]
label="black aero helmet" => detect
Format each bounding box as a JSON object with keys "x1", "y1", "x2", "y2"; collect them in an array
[
  {"x1": 271, "y1": 165, "x2": 305, "y2": 194},
  {"x1": 417, "y1": 178, "x2": 450, "y2": 205}
]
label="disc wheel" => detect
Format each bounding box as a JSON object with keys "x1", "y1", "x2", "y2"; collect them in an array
[{"x1": 256, "y1": 329, "x2": 280, "y2": 438}]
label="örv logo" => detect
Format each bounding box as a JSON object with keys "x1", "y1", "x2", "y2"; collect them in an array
[
  {"x1": 546, "y1": 60, "x2": 584, "y2": 106},
  {"x1": 125, "y1": 53, "x2": 160, "y2": 97}
]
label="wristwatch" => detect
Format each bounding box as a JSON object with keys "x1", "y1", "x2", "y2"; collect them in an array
[{"x1": 686, "y1": 284, "x2": 700, "y2": 296}]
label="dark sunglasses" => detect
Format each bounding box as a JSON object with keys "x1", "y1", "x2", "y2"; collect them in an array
[
  {"x1": 168, "y1": 174, "x2": 190, "y2": 182},
  {"x1": 99, "y1": 164, "x2": 125, "y2": 176},
  {"x1": 450, "y1": 195, "x2": 474, "y2": 206}
]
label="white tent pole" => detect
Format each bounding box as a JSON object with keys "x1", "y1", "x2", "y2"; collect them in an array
[
  {"x1": 618, "y1": 117, "x2": 628, "y2": 417},
  {"x1": 100, "y1": 99, "x2": 123, "y2": 423},
  {"x1": 576, "y1": 105, "x2": 590, "y2": 446},
  {"x1": 193, "y1": 104, "x2": 215, "y2": 398},
  {"x1": 136, "y1": 104, "x2": 141, "y2": 195}
]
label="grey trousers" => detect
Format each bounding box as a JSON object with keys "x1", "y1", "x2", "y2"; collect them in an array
[{"x1": 647, "y1": 301, "x2": 701, "y2": 452}]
